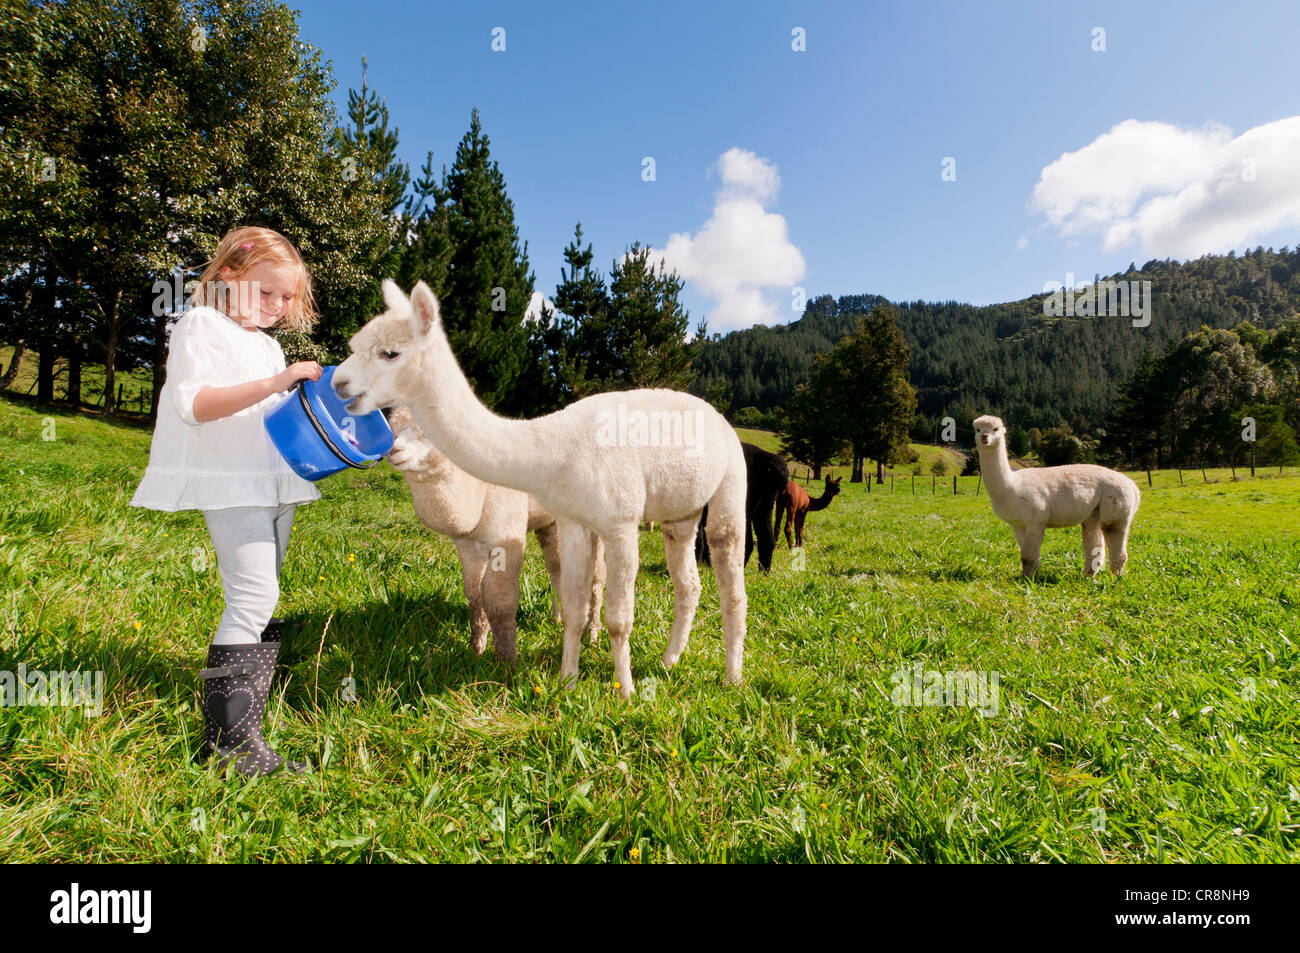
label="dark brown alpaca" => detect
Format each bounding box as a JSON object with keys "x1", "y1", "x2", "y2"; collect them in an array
[
  {"x1": 695, "y1": 442, "x2": 790, "y2": 571},
  {"x1": 774, "y1": 476, "x2": 841, "y2": 549}
]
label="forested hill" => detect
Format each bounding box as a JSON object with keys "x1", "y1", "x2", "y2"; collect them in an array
[{"x1": 692, "y1": 246, "x2": 1300, "y2": 432}]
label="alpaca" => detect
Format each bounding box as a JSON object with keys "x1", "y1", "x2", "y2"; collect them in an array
[
  {"x1": 333, "y1": 280, "x2": 748, "y2": 697},
  {"x1": 694, "y1": 442, "x2": 790, "y2": 571},
  {"x1": 773, "y1": 476, "x2": 842, "y2": 549},
  {"x1": 972, "y1": 414, "x2": 1140, "y2": 577},
  {"x1": 385, "y1": 406, "x2": 606, "y2": 663}
]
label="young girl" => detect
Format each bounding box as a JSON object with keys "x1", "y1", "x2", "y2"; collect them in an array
[{"x1": 131, "y1": 226, "x2": 324, "y2": 777}]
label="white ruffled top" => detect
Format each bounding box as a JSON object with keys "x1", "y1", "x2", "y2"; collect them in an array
[{"x1": 129, "y1": 305, "x2": 322, "y2": 512}]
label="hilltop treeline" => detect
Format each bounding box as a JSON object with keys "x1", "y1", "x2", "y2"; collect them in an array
[{"x1": 694, "y1": 247, "x2": 1300, "y2": 436}]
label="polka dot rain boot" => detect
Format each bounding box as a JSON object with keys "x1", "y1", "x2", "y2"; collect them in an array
[
  {"x1": 260, "y1": 617, "x2": 285, "y2": 642},
  {"x1": 195, "y1": 641, "x2": 310, "y2": 777}
]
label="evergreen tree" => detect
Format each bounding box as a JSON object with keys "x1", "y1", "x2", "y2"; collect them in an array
[
  {"x1": 777, "y1": 357, "x2": 847, "y2": 478},
  {"x1": 822, "y1": 307, "x2": 917, "y2": 482},
  {"x1": 399, "y1": 109, "x2": 537, "y2": 414},
  {"x1": 541, "y1": 230, "x2": 701, "y2": 403}
]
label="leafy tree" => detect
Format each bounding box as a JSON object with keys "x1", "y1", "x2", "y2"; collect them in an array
[{"x1": 1039, "y1": 425, "x2": 1083, "y2": 466}]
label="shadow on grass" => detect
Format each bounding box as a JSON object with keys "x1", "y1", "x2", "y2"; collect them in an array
[{"x1": 273, "y1": 588, "x2": 573, "y2": 710}]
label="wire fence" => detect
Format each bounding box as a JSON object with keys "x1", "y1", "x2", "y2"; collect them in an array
[{"x1": 792, "y1": 463, "x2": 1300, "y2": 495}]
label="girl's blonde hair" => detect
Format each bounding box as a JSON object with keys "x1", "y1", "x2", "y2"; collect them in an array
[{"x1": 189, "y1": 226, "x2": 319, "y2": 333}]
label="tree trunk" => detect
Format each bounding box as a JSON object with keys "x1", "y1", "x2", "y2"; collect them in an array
[
  {"x1": 851, "y1": 453, "x2": 864, "y2": 483},
  {"x1": 150, "y1": 305, "x2": 169, "y2": 422},
  {"x1": 101, "y1": 288, "x2": 122, "y2": 417},
  {"x1": 0, "y1": 342, "x2": 22, "y2": 389},
  {"x1": 67, "y1": 332, "x2": 82, "y2": 408},
  {"x1": 36, "y1": 343, "x2": 56, "y2": 402},
  {"x1": 36, "y1": 260, "x2": 58, "y2": 403},
  {"x1": 875, "y1": 459, "x2": 885, "y2": 484}
]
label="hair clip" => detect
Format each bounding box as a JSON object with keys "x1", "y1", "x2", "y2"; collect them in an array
[{"x1": 241, "y1": 241, "x2": 254, "y2": 250}]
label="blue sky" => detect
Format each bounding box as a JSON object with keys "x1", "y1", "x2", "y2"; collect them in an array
[{"x1": 296, "y1": 0, "x2": 1300, "y2": 331}]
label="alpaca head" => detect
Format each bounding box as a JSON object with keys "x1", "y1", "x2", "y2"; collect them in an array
[
  {"x1": 973, "y1": 415, "x2": 1006, "y2": 450},
  {"x1": 825, "y1": 475, "x2": 842, "y2": 497},
  {"x1": 333, "y1": 279, "x2": 444, "y2": 415}
]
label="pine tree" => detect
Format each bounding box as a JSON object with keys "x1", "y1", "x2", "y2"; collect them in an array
[
  {"x1": 541, "y1": 231, "x2": 701, "y2": 402},
  {"x1": 822, "y1": 307, "x2": 917, "y2": 482},
  {"x1": 400, "y1": 109, "x2": 537, "y2": 414}
]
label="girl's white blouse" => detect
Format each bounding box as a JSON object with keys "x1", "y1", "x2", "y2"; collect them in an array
[{"x1": 129, "y1": 306, "x2": 322, "y2": 512}]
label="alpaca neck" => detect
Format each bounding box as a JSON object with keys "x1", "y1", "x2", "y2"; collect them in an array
[
  {"x1": 807, "y1": 492, "x2": 836, "y2": 512},
  {"x1": 977, "y1": 442, "x2": 1017, "y2": 497},
  {"x1": 402, "y1": 325, "x2": 551, "y2": 497}
]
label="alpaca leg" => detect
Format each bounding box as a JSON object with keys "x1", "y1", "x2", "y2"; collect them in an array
[
  {"x1": 780, "y1": 506, "x2": 794, "y2": 550},
  {"x1": 661, "y1": 516, "x2": 703, "y2": 670},
  {"x1": 743, "y1": 513, "x2": 755, "y2": 568},
  {"x1": 753, "y1": 495, "x2": 777, "y2": 571},
  {"x1": 707, "y1": 463, "x2": 748, "y2": 685},
  {"x1": 602, "y1": 528, "x2": 641, "y2": 699},
  {"x1": 455, "y1": 539, "x2": 491, "y2": 655},
  {"x1": 587, "y1": 535, "x2": 606, "y2": 644},
  {"x1": 1019, "y1": 524, "x2": 1045, "y2": 577},
  {"x1": 557, "y1": 519, "x2": 597, "y2": 687},
  {"x1": 482, "y1": 538, "x2": 524, "y2": 665},
  {"x1": 794, "y1": 509, "x2": 807, "y2": 549},
  {"x1": 1103, "y1": 519, "x2": 1132, "y2": 576},
  {"x1": 534, "y1": 522, "x2": 564, "y2": 623},
  {"x1": 1081, "y1": 514, "x2": 1104, "y2": 577}
]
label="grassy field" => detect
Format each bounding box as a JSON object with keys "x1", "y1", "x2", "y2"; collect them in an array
[{"x1": 0, "y1": 392, "x2": 1297, "y2": 862}]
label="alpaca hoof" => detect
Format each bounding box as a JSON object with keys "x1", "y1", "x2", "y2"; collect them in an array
[
  {"x1": 662, "y1": 649, "x2": 681, "y2": 670},
  {"x1": 723, "y1": 669, "x2": 743, "y2": 686}
]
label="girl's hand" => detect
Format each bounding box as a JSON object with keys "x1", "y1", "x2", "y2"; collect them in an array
[{"x1": 277, "y1": 361, "x2": 323, "y2": 391}]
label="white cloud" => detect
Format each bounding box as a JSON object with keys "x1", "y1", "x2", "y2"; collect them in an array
[
  {"x1": 649, "y1": 148, "x2": 805, "y2": 332},
  {"x1": 1028, "y1": 116, "x2": 1300, "y2": 258}
]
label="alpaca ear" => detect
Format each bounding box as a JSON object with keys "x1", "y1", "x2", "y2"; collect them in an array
[
  {"x1": 409, "y1": 281, "x2": 442, "y2": 341},
  {"x1": 381, "y1": 278, "x2": 408, "y2": 313}
]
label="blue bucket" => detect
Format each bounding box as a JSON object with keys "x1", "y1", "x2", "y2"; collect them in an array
[{"x1": 264, "y1": 365, "x2": 394, "y2": 481}]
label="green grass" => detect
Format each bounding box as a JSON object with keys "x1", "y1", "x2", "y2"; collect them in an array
[{"x1": 0, "y1": 393, "x2": 1296, "y2": 862}]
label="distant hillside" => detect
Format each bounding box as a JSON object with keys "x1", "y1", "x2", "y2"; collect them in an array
[{"x1": 693, "y1": 246, "x2": 1300, "y2": 433}]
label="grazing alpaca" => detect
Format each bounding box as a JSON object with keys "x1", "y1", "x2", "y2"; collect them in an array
[
  {"x1": 695, "y1": 442, "x2": 790, "y2": 571},
  {"x1": 333, "y1": 280, "x2": 748, "y2": 697},
  {"x1": 385, "y1": 406, "x2": 605, "y2": 663},
  {"x1": 972, "y1": 414, "x2": 1140, "y2": 577},
  {"x1": 773, "y1": 476, "x2": 842, "y2": 549}
]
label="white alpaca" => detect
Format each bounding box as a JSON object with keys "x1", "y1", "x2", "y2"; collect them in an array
[
  {"x1": 385, "y1": 406, "x2": 605, "y2": 664},
  {"x1": 972, "y1": 415, "x2": 1140, "y2": 577},
  {"x1": 333, "y1": 280, "x2": 748, "y2": 697}
]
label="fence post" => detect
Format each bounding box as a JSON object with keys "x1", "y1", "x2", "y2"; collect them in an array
[
  {"x1": 1146, "y1": 469, "x2": 1152, "y2": 488},
  {"x1": 1177, "y1": 468, "x2": 1183, "y2": 486},
  {"x1": 890, "y1": 474, "x2": 894, "y2": 493},
  {"x1": 911, "y1": 475, "x2": 915, "y2": 495},
  {"x1": 953, "y1": 475, "x2": 957, "y2": 496},
  {"x1": 975, "y1": 475, "x2": 982, "y2": 496},
  {"x1": 932, "y1": 474, "x2": 936, "y2": 494}
]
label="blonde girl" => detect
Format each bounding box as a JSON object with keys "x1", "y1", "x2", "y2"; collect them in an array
[{"x1": 131, "y1": 226, "x2": 323, "y2": 776}]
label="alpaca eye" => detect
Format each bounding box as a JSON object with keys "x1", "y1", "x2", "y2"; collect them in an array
[{"x1": 379, "y1": 350, "x2": 401, "y2": 361}]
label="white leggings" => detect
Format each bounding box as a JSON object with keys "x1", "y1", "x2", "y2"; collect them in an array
[{"x1": 202, "y1": 503, "x2": 297, "y2": 645}]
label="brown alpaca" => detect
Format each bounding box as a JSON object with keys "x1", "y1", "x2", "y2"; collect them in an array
[{"x1": 774, "y1": 476, "x2": 842, "y2": 549}]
